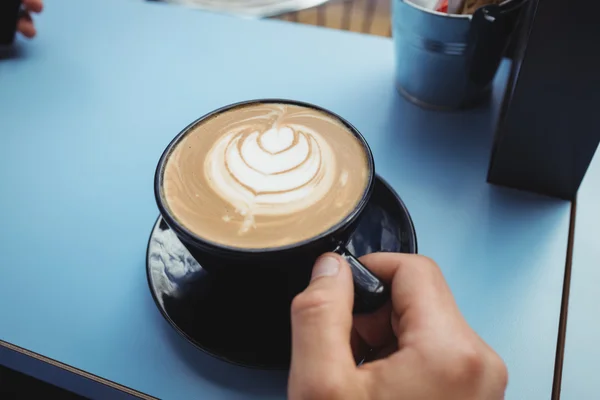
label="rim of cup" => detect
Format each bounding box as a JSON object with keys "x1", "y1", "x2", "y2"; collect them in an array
[{"x1": 154, "y1": 98, "x2": 376, "y2": 255}]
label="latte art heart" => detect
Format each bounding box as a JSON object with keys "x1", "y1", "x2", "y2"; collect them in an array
[
  {"x1": 162, "y1": 102, "x2": 370, "y2": 249},
  {"x1": 206, "y1": 124, "x2": 336, "y2": 233}
]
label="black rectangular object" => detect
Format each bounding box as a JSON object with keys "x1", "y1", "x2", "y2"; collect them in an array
[
  {"x1": 488, "y1": 0, "x2": 600, "y2": 200},
  {"x1": 0, "y1": 0, "x2": 21, "y2": 46}
]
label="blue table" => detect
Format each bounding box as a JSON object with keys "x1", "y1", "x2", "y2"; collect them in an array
[
  {"x1": 0, "y1": 0, "x2": 571, "y2": 398},
  {"x1": 560, "y1": 148, "x2": 600, "y2": 399}
]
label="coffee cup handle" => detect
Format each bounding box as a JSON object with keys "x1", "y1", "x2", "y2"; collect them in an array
[{"x1": 333, "y1": 244, "x2": 389, "y2": 314}]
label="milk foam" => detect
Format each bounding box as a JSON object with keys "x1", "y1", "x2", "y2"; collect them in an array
[
  {"x1": 205, "y1": 119, "x2": 336, "y2": 233},
  {"x1": 162, "y1": 102, "x2": 370, "y2": 249}
]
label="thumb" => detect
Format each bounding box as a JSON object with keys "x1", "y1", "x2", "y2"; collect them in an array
[{"x1": 289, "y1": 253, "x2": 357, "y2": 397}]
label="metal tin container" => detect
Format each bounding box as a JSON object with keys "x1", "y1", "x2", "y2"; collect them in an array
[{"x1": 392, "y1": 0, "x2": 527, "y2": 110}]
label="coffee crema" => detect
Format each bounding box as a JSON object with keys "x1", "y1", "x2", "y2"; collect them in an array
[{"x1": 161, "y1": 102, "x2": 370, "y2": 249}]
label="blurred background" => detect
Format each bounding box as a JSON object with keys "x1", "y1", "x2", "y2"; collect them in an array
[{"x1": 273, "y1": 0, "x2": 392, "y2": 37}]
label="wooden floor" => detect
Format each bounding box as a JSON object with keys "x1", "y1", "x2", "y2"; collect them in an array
[{"x1": 274, "y1": 0, "x2": 392, "y2": 37}]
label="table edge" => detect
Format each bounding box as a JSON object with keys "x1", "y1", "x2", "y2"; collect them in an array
[
  {"x1": 553, "y1": 200, "x2": 577, "y2": 399},
  {"x1": 0, "y1": 339, "x2": 155, "y2": 399}
]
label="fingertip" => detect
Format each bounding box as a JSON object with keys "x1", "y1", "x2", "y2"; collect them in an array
[
  {"x1": 23, "y1": 0, "x2": 44, "y2": 13},
  {"x1": 316, "y1": 251, "x2": 347, "y2": 266},
  {"x1": 311, "y1": 254, "x2": 341, "y2": 281},
  {"x1": 17, "y1": 19, "x2": 36, "y2": 39},
  {"x1": 312, "y1": 252, "x2": 353, "y2": 282}
]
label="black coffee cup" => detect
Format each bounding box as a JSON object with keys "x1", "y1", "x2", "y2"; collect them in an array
[{"x1": 154, "y1": 99, "x2": 388, "y2": 313}]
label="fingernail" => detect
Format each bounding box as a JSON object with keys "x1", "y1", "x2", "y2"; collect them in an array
[{"x1": 311, "y1": 256, "x2": 340, "y2": 281}]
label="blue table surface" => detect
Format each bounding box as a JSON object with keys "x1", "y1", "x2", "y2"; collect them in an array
[
  {"x1": 0, "y1": 0, "x2": 571, "y2": 398},
  {"x1": 561, "y1": 148, "x2": 600, "y2": 399}
]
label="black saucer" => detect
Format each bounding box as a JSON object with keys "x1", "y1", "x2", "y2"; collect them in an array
[{"x1": 146, "y1": 176, "x2": 417, "y2": 370}]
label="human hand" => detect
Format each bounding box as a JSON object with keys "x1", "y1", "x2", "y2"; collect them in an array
[
  {"x1": 289, "y1": 253, "x2": 508, "y2": 400},
  {"x1": 17, "y1": 0, "x2": 43, "y2": 39}
]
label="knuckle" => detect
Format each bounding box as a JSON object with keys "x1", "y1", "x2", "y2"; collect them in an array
[
  {"x1": 434, "y1": 343, "x2": 509, "y2": 394},
  {"x1": 440, "y1": 345, "x2": 486, "y2": 387},
  {"x1": 398, "y1": 254, "x2": 441, "y2": 276},
  {"x1": 415, "y1": 255, "x2": 442, "y2": 272},
  {"x1": 397, "y1": 255, "x2": 444, "y2": 283},
  {"x1": 457, "y1": 347, "x2": 486, "y2": 381},
  {"x1": 491, "y1": 352, "x2": 509, "y2": 388},
  {"x1": 414, "y1": 254, "x2": 437, "y2": 265}
]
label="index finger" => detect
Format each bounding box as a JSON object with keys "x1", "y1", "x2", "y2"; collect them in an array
[
  {"x1": 353, "y1": 253, "x2": 424, "y2": 348},
  {"x1": 359, "y1": 252, "x2": 422, "y2": 283},
  {"x1": 354, "y1": 253, "x2": 461, "y2": 349},
  {"x1": 386, "y1": 254, "x2": 466, "y2": 347}
]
